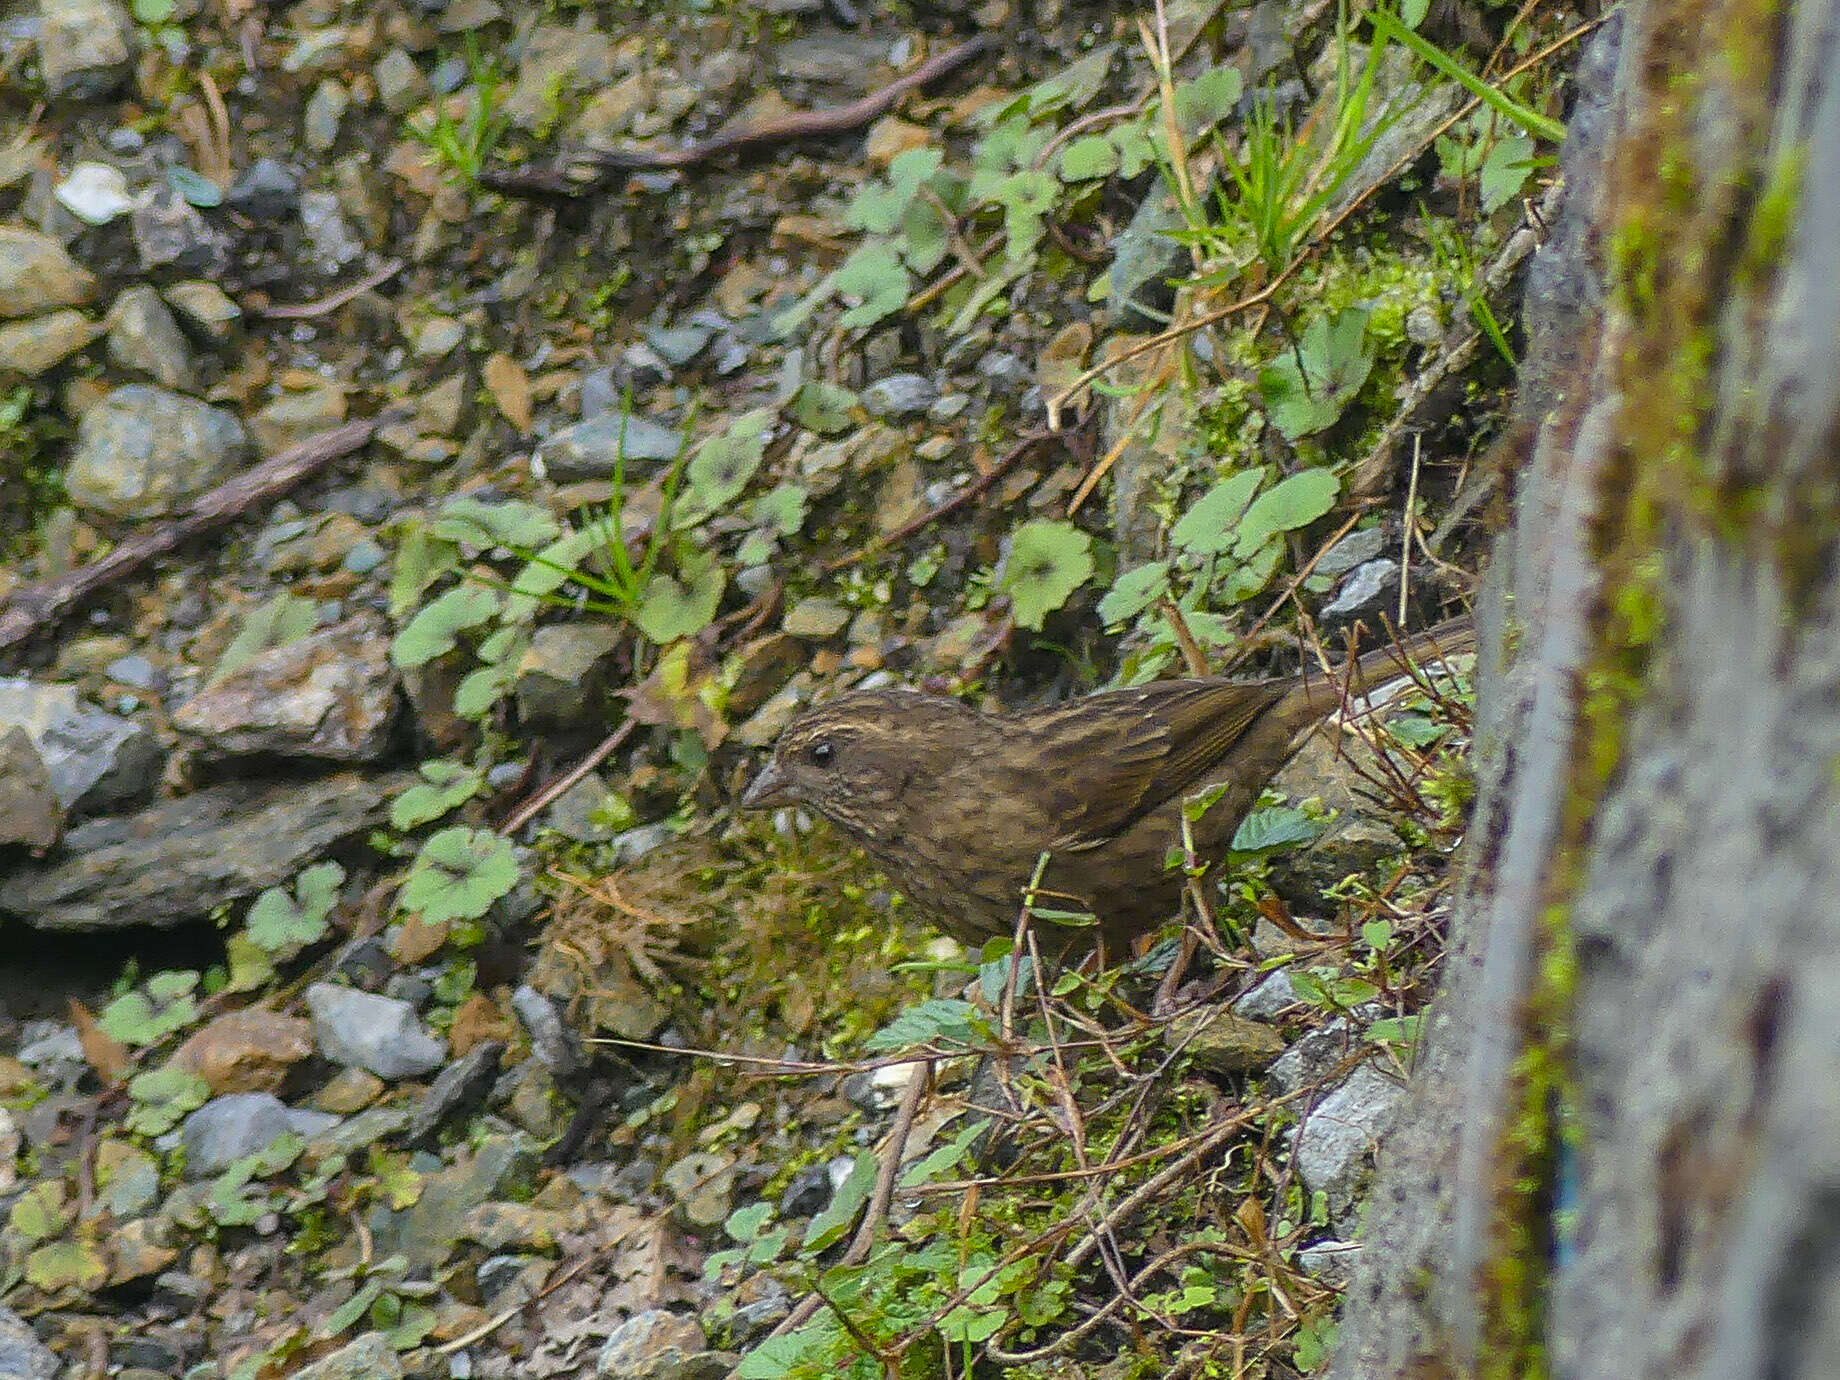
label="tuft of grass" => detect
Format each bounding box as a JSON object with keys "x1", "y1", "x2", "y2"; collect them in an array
[{"x1": 405, "y1": 35, "x2": 510, "y2": 185}]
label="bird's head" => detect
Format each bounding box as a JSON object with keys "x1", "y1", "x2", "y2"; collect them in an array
[{"x1": 739, "y1": 689, "x2": 974, "y2": 841}]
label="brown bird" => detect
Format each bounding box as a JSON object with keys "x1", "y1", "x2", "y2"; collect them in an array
[{"x1": 740, "y1": 616, "x2": 1474, "y2": 960}]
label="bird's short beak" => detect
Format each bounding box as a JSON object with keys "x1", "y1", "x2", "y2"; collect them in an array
[{"x1": 740, "y1": 760, "x2": 791, "y2": 810}]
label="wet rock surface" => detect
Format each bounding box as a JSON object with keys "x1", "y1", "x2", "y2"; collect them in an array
[{"x1": 0, "y1": 773, "x2": 396, "y2": 929}]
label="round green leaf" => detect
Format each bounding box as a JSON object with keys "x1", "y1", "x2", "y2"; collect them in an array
[
  {"x1": 635, "y1": 554, "x2": 726, "y2": 644},
  {"x1": 789, "y1": 382, "x2": 857, "y2": 436},
  {"x1": 1230, "y1": 805, "x2": 1327, "y2": 854},
  {"x1": 244, "y1": 861, "x2": 345, "y2": 960},
  {"x1": 398, "y1": 826, "x2": 520, "y2": 925},
  {"x1": 686, "y1": 409, "x2": 773, "y2": 514},
  {"x1": 391, "y1": 760, "x2": 488, "y2": 831},
  {"x1": 1000, "y1": 520, "x2": 1094, "y2": 631},
  {"x1": 100, "y1": 972, "x2": 200, "y2": 1046},
  {"x1": 1259, "y1": 308, "x2": 1375, "y2": 439}
]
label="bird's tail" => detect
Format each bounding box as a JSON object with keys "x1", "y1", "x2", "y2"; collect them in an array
[{"x1": 1287, "y1": 613, "x2": 1477, "y2": 719}]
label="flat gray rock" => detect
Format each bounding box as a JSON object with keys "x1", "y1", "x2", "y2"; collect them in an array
[
  {"x1": 175, "y1": 615, "x2": 400, "y2": 762},
  {"x1": 66, "y1": 384, "x2": 249, "y2": 518},
  {"x1": 0, "y1": 677, "x2": 162, "y2": 815},
  {"x1": 0, "y1": 773, "x2": 398, "y2": 931},
  {"x1": 306, "y1": 983, "x2": 448, "y2": 1080}
]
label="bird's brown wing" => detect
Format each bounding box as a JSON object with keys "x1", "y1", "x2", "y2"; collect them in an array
[{"x1": 1023, "y1": 679, "x2": 1288, "y2": 850}]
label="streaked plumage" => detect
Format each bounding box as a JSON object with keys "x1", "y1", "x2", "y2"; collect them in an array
[{"x1": 741, "y1": 618, "x2": 1472, "y2": 959}]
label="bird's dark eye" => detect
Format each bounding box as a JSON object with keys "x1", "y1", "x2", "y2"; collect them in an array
[{"x1": 807, "y1": 739, "x2": 835, "y2": 767}]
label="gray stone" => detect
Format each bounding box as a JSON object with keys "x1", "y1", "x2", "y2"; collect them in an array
[
  {"x1": 645, "y1": 322, "x2": 713, "y2": 366},
  {"x1": 0, "y1": 309, "x2": 101, "y2": 375},
  {"x1": 1315, "y1": 526, "x2": 1390, "y2": 579},
  {"x1": 1322, "y1": 47, "x2": 1461, "y2": 231},
  {"x1": 502, "y1": 24, "x2": 618, "y2": 131},
  {"x1": 289, "y1": 1332, "x2": 403, "y2": 1380},
  {"x1": 383, "y1": 971, "x2": 433, "y2": 1009},
  {"x1": 542, "y1": 772, "x2": 626, "y2": 843},
  {"x1": 1404, "y1": 304, "x2": 1444, "y2": 345},
  {"x1": 373, "y1": 49, "x2": 429, "y2": 114},
  {"x1": 1292, "y1": 1062, "x2": 1406, "y2": 1213},
  {"x1": 1232, "y1": 969, "x2": 1301, "y2": 1021},
  {"x1": 389, "y1": 1133, "x2": 539, "y2": 1268},
  {"x1": 104, "y1": 654, "x2": 158, "y2": 689},
  {"x1": 0, "y1": 773, "x2": 396, "y2": 931},
  {"x1": 462, "y1": 1201, "x2": 571, "y2": 1251},
  {"x1": 928, "y1": 391, "x2": 971, "y2": 421},
  {"x1": 407, "y1": 1040, "x2": 504, "y2": 1146},
  {"x1": 438, "y1": 0, "x2": 506, "y2": 30},
  {"x1": 37, "y1": 0, "x2": 134, "y2": 101},
  {"x1": 174, "y1": 615, "x2": 399, "y2": 762},
  {"x1": 0, "y1": 226, "x2": 97, "y2": 318},
  {"x1": 976, "y1": 350, "x2": 1030, "y2": 391},
  {"x1": 773, "y1": 33, "x2": 885, "y2": 88},
  {"x1": 53, "y1": 161, "x2": 134, "y2": 224},
  {"x1": 301, "y1": 1104, "x2": 412, "y2": 1160},
  {"x1": 1297, "y1": 1238, "x2": 1362, "y2": 1288},
  {"x1": 1166, "y1": 1005, "x2": 1287, "y2": 1074},
  {"x1": 303, "y1": 77, "x2": 349, "y2": 152},
  {"x1": 733, "y1": 683, "x2": 805, "y2": 748},
  {"x1": 578, "y1": 366, "x2": 620, "y2": 418},
  {"x1": 781, "y1": 597, "x2": 850, "y2": 640},
  {"x1": 662, "y1": 1151, "x2": 737, "y2": 1229},
  {"x1": 67, "y1": 385, "x2": 250, "y2": 518},
  {"x1": 131, "y1": 184, "x2": 229, "y2": 275},
  {"x1": 0, "y1": 727, "x2": 61, "y2": 850},
  {"x1": 250, "y1": 385, "x2": 348, "y2": 455},
  {"x1": 299, "y1": 190, "x2": 363, "y2": 271},
  {"x1": 306, "y1": 983, "x2": 448, "y2": 1080},
  {"x1": 538, "y1": 411, "x2": 685, "y2": 477},
  {"x1": 0, "y1": 1302, "x2": 60, "y2": 1380},
  {"x1": 1108, "y1": 173, "x2": 1187, "y2": 331},
  {"x1": 227, "y1": 158, "x2": 299, "y2": 221},
  {"x1": 280, "y1": 25, "x2": 350, "y2": 74},
  {"x1": 598, "y1": 1309, "x2": 729, "y2": 1380},
  {"x1": 16, "y1": 1023, "x2": 84, "y2": 1074},
  {"x1": 0, "y1": 1110, "x2": 18, "y2": 1195},
  {"x1": 499, "y1": 1059, "x2": 567, "y2": 1138},
  {"x1": 617, "y1": 340, "x2": 670, "y2": 387},
  {"x1": 163, "y1": 279, "x2": 241, "y2": 342},
  {"x1": 0, "y1": 677, "x2": 161, "y2": 814},
  {"x1": 411, "y1": 315, "x2": 463, "y2": 358},
  {"x1": 513, "y1": 624, "x2": 621, "y2": 728},
  {"x1": 777, "y1": 1161, "x2": 834, "y2": 1218},
  {"x1": 608, "y1": 821, "x2": 673, "y2": 865},
  {"x1": 179, "y1": 1092, "x2": 292, "y2": 1177},
  {"x1": 342, "y1": 538, "x2": 387, "y2": 575},
  {"x1": 106, "y1": 285, "x2": 196, "y2": 391},
  {"x1": 1267, "y1": 1017, "x2": 1363, "y2": 1095},
  {"x1": 512, "y1": 984, "x2": 584, "y2": 1078},
  {"x1": 1322, "y1": 558, "x2": 1401, "y2": 621},
  {"x1": 861, "y1": 372, "x2": 939, "y2": 420},
  {"x1": 476, "y1": 1253, "x2": 543, "y2": 1303}
]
